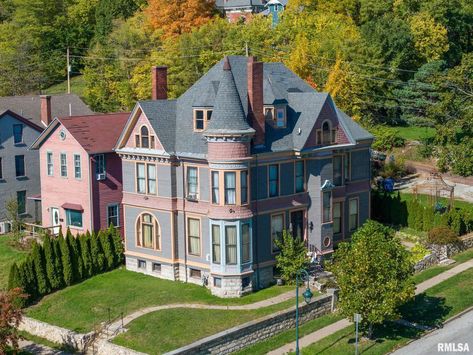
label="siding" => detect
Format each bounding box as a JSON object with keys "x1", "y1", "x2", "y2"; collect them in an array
[
  {"x1": 351, "y1": 149, "x2": 370, "y2": 180},
  {"x1": 280, "y1": 162, "x2": 294, "y2": 196},
  {"x1": 122, "y1": 161, "x2": 135, "y2": 193},
  {"x1": 0, "y1": 114, "x2": 42, "y2": 222}
]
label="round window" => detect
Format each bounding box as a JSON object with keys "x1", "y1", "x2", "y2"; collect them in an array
[
  {"x1": 59, "y1": 130, "x2": 66, "y2": 141},
  {"x1": 323, "y1": 236, "x2": 331, "y2": 248}
]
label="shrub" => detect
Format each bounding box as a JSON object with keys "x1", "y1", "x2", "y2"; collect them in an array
[
  {"x1": 99, "y1": 231, "x2": 115, "y2": 270},
  {"x1": 31, "y1": 242, "x2": 50, "y2": 295},
  {"x1": 59, "y1": 234, "x2": 73, "y2": 286},
  {"x1": 43, "y1": 236, "x2": 61, "y2": 290},
  {"x1": 427, "y1": 226, "x2": 459, "y2": 245},
  {"x1": 371, "y1": 126, "x2": 406, "y2": 152},
  {"x1": 79, "y1": 234, "x2": 93, "y2": 278},
  {"x1": 410, "y1": 243, "x2": 430, "y2": 263},
  {"x1": 0, "y1": 288, "x2": 25, "y2": 354}
]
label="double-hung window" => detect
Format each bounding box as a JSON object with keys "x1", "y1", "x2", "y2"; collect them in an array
[
  {"x1": 224, "y1": 172, "x2": 236, "y2": 205},
  {"x1": 211, "y1": 171, "x2": 219, "y2": 204},
  {"x1": 241, "y1": 171, "x2": 248, "y2": 204},
  {"x1": 194, "y1": 109, "x2": 212, "y2": 131},
  {"x1": 323, "y1": 191, "x2": 332, "y2": 223},
  {"x1": 241, "y1": 223, "x2": 251, "y2": 263},
  {"x1": 95, "y1": 154, "x2": 105, "y2": 175},
  {"x1": 17, "y1": 191, "x2": 26, "y2": 214},
  {"x1": 187, "y1": 167, "x2": 198, "y2": 199},
  {"x1": 136, "y1": 163, "x2": 157, "y2": 195},
  {"x1": 333, "y1": 202, "x2": 342, "y2": 234},
  {"x1": 13, "y1": 124, "x2": 23, "y2": 144},
  {"x1": 349, "y1": 198, "x2": 359, "y2": 231},
  {"x1": 74, "y1": 154, "x2": 81, "y2": 179},
  {"x1": 188, "y1": 218, "x2": 201, "y2": 256},
  {"x1": 225, "y1": 226, "x2": 237, "y2": 265},
  {"x1": 15, "y1": 155, "x2": 25, "y2": 177},
  {"x1": 295, "y1": 161, "x2": 305, "y2": 193},
  {"x1": 333, "y1": 156, "x2": 343, "y2": 186},
  {"x1": 107, "y1": 204, "x2": 119, "y2": 227},
  {"x1": 60, "y1": 153, "x2": 67, "y2": 177},
  {"x1": 136, "y1": 163, "x2": 146, "y2": 193},
  {"x1": 212, "y1": 224, "x2": 221, "y2": 264},
  {"x1": 147, "y1": 164, "x2": 157, "y2": 194},
  {"x1": 271, "y1": 213, "x2": 284, "y2": 252},
  {"x1": 269, "y1": 164, "x2": 279, "y2": 197},
  {"x1": 344, "y1": 153, "x2": 351, "y2": 181},
  {"x1": 47, "y1": 152, "x2": 53, "y2": 176}
]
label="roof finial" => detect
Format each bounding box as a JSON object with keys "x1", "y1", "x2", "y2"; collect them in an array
[{"x1": 223, "y1": 56, "x2": 231, "y2": 71}]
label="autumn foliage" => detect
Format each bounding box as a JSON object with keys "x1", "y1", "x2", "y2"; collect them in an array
[
  {"x1": 145, "y1": 0, "x2": 217, "y2": 37},
  {"x1": 0, "y1": 288, "x2": 25, "y2": 354}
]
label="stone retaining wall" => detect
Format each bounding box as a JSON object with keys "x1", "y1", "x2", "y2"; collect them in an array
[
  {"x1": 18, "y1": 316, "x2": 94, "y2": 352},
  {"x1": 414, "y1": 253, "x2": 438, "y2": 273},
  {"x1": 165, "y1": 292, "x2": 336, "y2": 355},
  {"x1": 95, "y1": 338, "x2": 147, "y2": 355}
]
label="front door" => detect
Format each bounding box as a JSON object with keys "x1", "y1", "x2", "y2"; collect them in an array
[
  {"x1": 290, "y1": 210, "x2": 305, "y2": 240},
  {"x1": 51, "y1": 208, "x2": 60, "y2": 235}
]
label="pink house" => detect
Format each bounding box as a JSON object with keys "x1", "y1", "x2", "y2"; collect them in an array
[{"x1": 31, "y1": 113, "x2": 129, "y2": 235}]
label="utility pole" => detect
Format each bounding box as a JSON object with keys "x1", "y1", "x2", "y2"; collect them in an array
[{"x1": 66, "y1": 47, "x2": 71, "y2": 94}]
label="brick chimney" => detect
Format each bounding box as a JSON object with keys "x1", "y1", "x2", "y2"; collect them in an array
[
  {"x1": 40, "y1": 95, "x2": 52, "y2": 126},
  {"x1": 247, "y1": 57, "x2": 264, "y2": 146},
  {"x1": 152, "y1": 66, "x2": 168, "y2": 100}
]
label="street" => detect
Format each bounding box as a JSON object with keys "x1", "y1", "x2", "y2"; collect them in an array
[{"x1": 393, "y1": 309, "x2": 473, "y2": 355}]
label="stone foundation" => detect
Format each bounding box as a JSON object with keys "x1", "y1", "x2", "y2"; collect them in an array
[
  {"x1": 256, "y1": 265, "x2": 274, "y2": 289},
  {"x1": 125, "y1": 256, "x2": 177, "y2": 281},
  {"x1": 210, "y1": 274, "x2": 253, "y2": 298}
]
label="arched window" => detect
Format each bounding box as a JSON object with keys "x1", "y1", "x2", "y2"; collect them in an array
[
  {"x1": 322, "y1": 121, "x2": 331, "y2": 145},
  {"x1": 136, "y1": 213, "x2": 160, "y2": 249},
  {"x1": 140, "y1": 126, "x2": 149, "y2": 148}
]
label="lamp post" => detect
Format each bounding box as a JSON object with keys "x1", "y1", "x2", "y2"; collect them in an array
[{"x1": 295, "y1": 268, "x2": 313, "y2": 355}]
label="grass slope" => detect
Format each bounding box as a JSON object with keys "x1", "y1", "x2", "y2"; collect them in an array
[
  {"x1": 43, "y1": 76, "x2": 86, "y2": 97},
  {"x1": 26, "y1": 268, "x2": 293, "y2": 333},
  {"x1": 0, "y1": 235, "x2": 28, "y2": 290}
]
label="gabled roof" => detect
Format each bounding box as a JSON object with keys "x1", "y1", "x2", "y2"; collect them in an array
[
  {"x1": 215, "y1": 0, "x2": 266, "y2": 9},
  {"x1": 0, "y1": 109, "x2": 44, "y2": 132},
  {"x1": 31, "y1": 113, "x2": 129, "y2": 154},
  {"x1": 0, "y1": 94, "x2": 93, "y2": 127}
]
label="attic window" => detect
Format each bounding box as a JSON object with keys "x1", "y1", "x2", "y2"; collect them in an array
[
  {"x1": 194, "y1": 108, "x2": 212, "y2": 131},
  {"x1": 276, "y1": 108, "x2": 286, "y2": 128},
  {"x1": 135, "y1": 125, "x2": 155, "y2": 149},
  {"x1": 264, "y1": 106, "x2": 286, "y2": 128},
  {"x1": 317, "y1": 121, "x2": 337, "y2": 145}
]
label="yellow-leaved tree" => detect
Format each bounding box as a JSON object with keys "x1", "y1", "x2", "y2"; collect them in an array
[{"x1": 409, "y1": 12, "x2": 449, "y2": 62}]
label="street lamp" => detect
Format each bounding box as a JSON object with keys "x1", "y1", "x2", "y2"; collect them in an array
[{"x1": 295, "y1": 268, "x2": 313, "y2": 355}]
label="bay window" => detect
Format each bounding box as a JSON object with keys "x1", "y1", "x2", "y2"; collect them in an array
[
  {"x1": 344, "y1": 153, "x2": 351, "y2": 181},
  {"x1": 212, "y1": 224, "x2": 221, "y2": 264},
  {"x1": 241, "y1": 171, "x2": 248, "y2": 204},
  {"x1": 66, "y1": 209, "x2": 82, "y2": 228},
  {"x1": 241, "y1": 223, "x2": 250, "y2": 263},
  {"x1": 225, "y1": 226, "x2": 237, "y2": 265},
  {"x1": 224, "y1": 172, "x2": 236, "y2": 205},
  {"x1": 211, "y1": 171, "x2": 219, "y2": 204}
]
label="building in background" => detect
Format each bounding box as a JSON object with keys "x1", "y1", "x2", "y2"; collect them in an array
[
  {"x1": 215, "y1": 0, "x2": 288, "y2": 23},
  {"x1": 0, "y1": 94, "x2": 92, "y2": 233},
  {"x1": 31, "y1": 113, "x2": 128, "y2": 236},
  {"x1": 115, "y1": 56, "x2": 373, "y2": 297}
]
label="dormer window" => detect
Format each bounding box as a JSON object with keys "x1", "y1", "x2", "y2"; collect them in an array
[
  {"x1": 264, "y1": 106, "x2": 286, "y2": 128},
  {"x1": 317, "y1": 121, "x2": 337, "y2": 145},
  {"x1": 135, "y1": 125, "x2": 155, "y2": 149},
  {"x1": 194, "y1": 108, "x2": 213, "y2": 131}
]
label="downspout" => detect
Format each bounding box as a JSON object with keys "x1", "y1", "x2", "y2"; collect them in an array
[{"x1": 181, "y1": 161, "x2": 188, "y2": 283}]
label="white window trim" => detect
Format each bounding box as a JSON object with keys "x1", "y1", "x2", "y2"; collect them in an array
[
  {"x1": 107, "y1": 204, "x2": 120, "y2": 227},
  {"x1": 60, "y1": 152, "x2": 68, "y2": 178},
  {"x1": 73, "y1": 154, "x2": 81, "y2": 180},
  {"x1": 46, "y1": 151, "x2": 54, "y2": 176}
]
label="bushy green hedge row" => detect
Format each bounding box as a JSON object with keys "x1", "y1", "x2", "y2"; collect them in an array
[
  {"x1": 8, "y1": 226, "x2": 123, "y2": 307},
  {"x1": 371, "y1": 191, "x2": 473, "y2": 236}
]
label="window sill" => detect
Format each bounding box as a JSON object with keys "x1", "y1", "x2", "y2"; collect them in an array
[{"x1": 186, "y1": 196, "x2": 199, "y2": 202}]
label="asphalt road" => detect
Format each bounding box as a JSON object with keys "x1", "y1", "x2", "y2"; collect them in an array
[{"x1": 393, "y1": 309, "x2": 473, "y2": 355}]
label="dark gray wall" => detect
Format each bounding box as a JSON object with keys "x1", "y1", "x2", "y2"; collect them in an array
[
  {"x1": 0, "y1": 114, "x2": 42, "y2": 222},
  {"x1": 351, "y1": 149, "x2": 370, "y2": 180}
]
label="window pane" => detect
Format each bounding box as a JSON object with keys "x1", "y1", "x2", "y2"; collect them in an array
[
  {"x1": 333, "y1": 156, "x2": 342, "y2": 186},
  {"x1": 344, "y1": 153, "x2": 350, "y2": 180},
  {"x1": 15, "y1": 155, "x2": 25, "y2": 177},
  {"x1": 13, "y1": 124, "x2": 23, "y2": 144},
  {"x1": 276, "y1": 108, "x2": 285, "y2": 127},
  {"x1": 141, "y1": 126, "x2": 149, "y2": 148},
  {"x1": 188, "y1": 218, "x2": 200, "y2": 255},
  {"x1": 60, "y1": 153, "x2": 67, "y2": 177},
  {"x1": 225, "y1": 226, "x2": 237, "y2": 265},
  {"x1": 147, "y1": 164, "x2": 156, "y2": 194},
  {"x1": 195, "y1": 110, "x2": 204, "y2": 130},
  {"x1": 271, "y1": 214, "x2": 284, "y2": 252},
  {"x1": 349, "y1": 199, "x2": 358, "y2": 230},
  {"x1": 187, "y1": 167, "x2": 198, "y2": 196},
  {"x1": 323, "y1": 191, "x2": 331, "y2": 223},
  {"x1": 108, "y1": 205, "x2": 119, "y2": 227},
  {"x1": 74, "y1": 155, "x2": 81, "y2": 179},
  {"x1": 137, "y1": 163, "x2": 146, "y2": 193},
  {"x1": 66, "y1": 209, "x2": 82, "y2": 228},
  {"x1": 241, "y1": 171, "x2": 248, "y2": 204},
  {"x1": 17, "y1": 191, "x2": 26, "y2": 214},
  {"x1": 95, "y1": 155, "x2": 105, "y2": 174},
  {"x1": 333, "y1": 202, "x2": 341, "y2": 234},
  {"x1": 295, "y1": 161, "x2": 304, "y2": 193},
  {"x1": 269, "y1": 165, "x2": 279, "y2": 197},
  {"x1": 47, "y1": 153, "x2": 53, "y2": 176},
  {"x1": 206, "y1": 110, "x2": 213, "y2": 120},
  {"x1": 242, "y1": 223, "x2": 250, "y2": 263},
  {"x1": 143, "y1": 224, "x2": 153, "y2": 248},
  {"x1": 212, "y1": 224, "x2": 221, "y2": 264},
  {"x1": 212, "y1": 171, "x2": 219, "y2": 204},
  {"x1": 224, "y1": 172, "x2": 236, "y2": 205},
  {"x1": 0, "y1": 157, "x2": 2, "y2": 179}
]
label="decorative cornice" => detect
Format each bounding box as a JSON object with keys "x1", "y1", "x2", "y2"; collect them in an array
[
  {"x1": 208, "y1": 162, "x2": 249, "y2": 170},
  {"x1": 206, "y1": 135, "x2": 252, "y2": 143},
  {"x1": 118, "y1": 153, "x2": 171, "y2": 163}
]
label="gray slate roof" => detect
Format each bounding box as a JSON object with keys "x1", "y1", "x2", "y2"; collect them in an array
[
  {"x1": 0, "y1": 94, "x2": 93, "y2": 127},
  {"x1": 215, "y1": 0, "x2": 266, "y2": 9},
  {"x1": 137, "y1": 56, "x2": 373, "y2": 157}
]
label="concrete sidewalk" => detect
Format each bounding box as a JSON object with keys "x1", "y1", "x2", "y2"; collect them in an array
[{"x1": 268, "y1": 259, "x2": 473, "y2": 355}]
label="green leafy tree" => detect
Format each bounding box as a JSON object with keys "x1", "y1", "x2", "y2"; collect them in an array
[
  {"x1": 79, "y1": 234, "x2": 93, "y2": 278},
  {"x1": 274, "y1": 230, "x2": 309, "y2": 283},
  {"x1": 52, "y1": 238, "x2": 64, "y2": 288},
  {"x1": 31, "y1": 242, "x2": 50, "y2": 296},
  {"x1": 7, "y1": 263, "x2": 27, "y2": 308},
  {"x1": 22, "y1": 257, "x2": 38, "y2": 302},
  {"x1": 100, "y1": 231, "x2": 115, "y2": 270},
  {"x1": 67, "y1": 229, "x2": 83, "y2": 282},
  {"x1": 59, "y1": 234, "x2": 73, "y2": 286},
  {"x1": 90, "y1": 232, "x2": 105, "y2": 273},
  {"x1": 331, "y1": 220, "x2": 414, "y2": 338},
  {"x1": 42, "y1": 236, "x2": 61, "y2": 290}
]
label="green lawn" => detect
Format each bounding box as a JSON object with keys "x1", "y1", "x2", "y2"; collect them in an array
[
  {"x1": 0, "y1": 235, "x2": 28, "y2": 290},
  {"x1": 43, "y1": 76, "x2": 86, "y2": 97},
  {"x1": 113, "y1": 299, "x2": 301, "y2": 354},
  {"x1": 388, "y1": 126, "x2": 436, "y2": 141},
  {"x1": 27, "y1": 268, "x2": 293, "y2": 333},
  {"x1": 299, "y1": 266, "x2": 473, "y2": 354},
  {"x1": 399, "y1": 192, "x2": 473, "y2": 213}
]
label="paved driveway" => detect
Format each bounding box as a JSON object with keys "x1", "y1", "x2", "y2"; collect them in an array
[{"x1": 392, "y1": 309, "x2": 473, "y2": 355}]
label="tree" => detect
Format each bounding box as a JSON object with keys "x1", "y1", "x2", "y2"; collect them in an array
[
  {"x1": 90, "y1": 232, "x2": 105, "y2": 273},
  {"x1": 145, "y1": 0, "x2": 216, "y2": 38},
  {"x1": 31, "y1": 242, "x2": 50, "y2": 295},
  {"x1": 42, "y1": 235, "x2": 61, "y2": 290},
  {"x1": 5, "y1": 198, "x2": 23, "y2": 238},
  {"x1": 79, "y1": 234, "x2": 93, "y2": 278},
  {"x1": 67, "y1": 229, "x2": 84, "y2": 282},
  {"x1": 59, "y1": 233, "x2": 73, "y2": 286},
  {"x1": 0, "y1": 288, "x2": 25, "y2": 354},
  {"x1": 331, "y1": 220, "x2": 414, "y2": 338},
  {"x1": 409, "y1": 12, "x2": 449, "y2": 62},
  {"x1": 274, "y1": 230, "x2": 309, "y2": 283}
]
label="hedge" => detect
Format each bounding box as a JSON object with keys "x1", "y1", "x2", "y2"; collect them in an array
[
  {"x1": 7, "y1": 225, "x2": 123, "y2": 307},
  {"x1": 371, "y1": 191, "x2": 473, "y2": 236}
]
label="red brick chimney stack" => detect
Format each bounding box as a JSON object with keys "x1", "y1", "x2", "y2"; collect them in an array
[
  {"x1": 247, "y1": 57, "x2": 264, "y2": 146},
  {"x1": 152, "y1": 66, "x2": 168, "y2": 100},
  {"x1": 40, "y1": 95, "x2": 52, "y2": 126}
]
